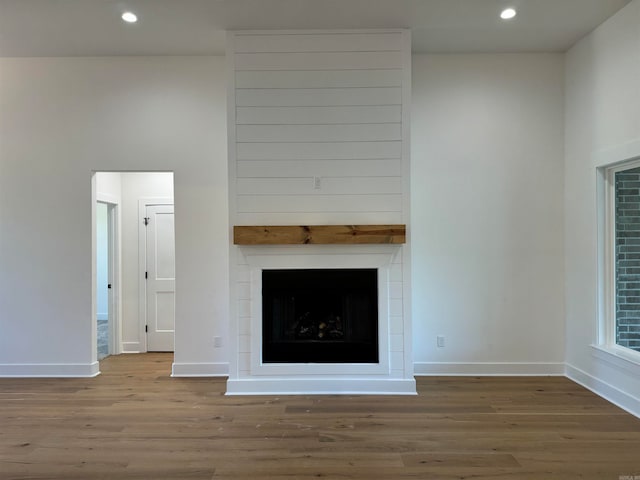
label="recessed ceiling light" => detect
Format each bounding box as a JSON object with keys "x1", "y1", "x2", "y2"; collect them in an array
[
  {"x1": 121, "y1": 11, "x2": 138, "y2": 23},
  {"x1": 500, "y1": 7, "x2": 517, "y2": 20}
]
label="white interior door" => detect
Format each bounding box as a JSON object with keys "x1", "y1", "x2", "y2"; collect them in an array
[{"x1": 145, "y1": 204, "x2": 175, "y2": 352}]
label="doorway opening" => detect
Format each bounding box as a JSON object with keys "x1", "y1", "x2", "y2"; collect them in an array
[
  {"x1": 93, "y1": 172, "x2": 175, "y2": 364},
  {"x1": 96, "y1": 201, "x2": 117, "y2": 360}
]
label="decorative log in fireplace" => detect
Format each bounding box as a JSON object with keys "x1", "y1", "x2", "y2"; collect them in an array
[{"x1": 234, "y1": 225, "x2": 405, "y2": 245}]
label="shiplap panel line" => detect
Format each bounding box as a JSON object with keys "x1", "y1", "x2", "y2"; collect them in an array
[
  {"x1": 237, "y1": 175, "x2": 402, "y2": 180},
  {"x1": 237, "y1": 211, "x2": 403, "y2": 215},
  {"x1": 235, "y1": 212, "x2": 403, "y2": 216},
  {"x1": 237, "y1": 209, "x2": 403, "y2": 215},
  {"x1": 236, "y1": 104, "x2": 402, "y2": 108},
  {"x1": 236, "y1": 50, "x2": 402, "y2": 54},
  {"x1": 236, "y1": 88, "x2": 401, "y2": 107},
  {"x1": 236, "y1": 106, "x2": 401, "y2": 125},
  {"x1": 237, "y1": 193, "x2": 403, "y2": 198},
  {"x1": 235, "y1": 52, "x2": 402, "y2": 71},
  {"x1": 237, "y1": 175, "x2": 401, "y2": 186},
  {"x1": 237, "y1": 159, "x2": 402, "y2": 177},
  {"x1": 237, "y1": 124, "x2": 401, "y2": 143},
  {"x1": 233, "y1": 31, "x2": 404, "y2": 36},
  {"x1": 237, "y1": 193, "x2": 403, "y2": 196},
  {"x1": 236, "y1": 68, "x2": 402, "y2": 72},
  {"x1": 235, "y1": 212, "x2": 404, "y2": 224},
  {"x1": 237, "y1": 140, "x2": 402, "y2": 143},
  {"x1": 237, "y1": 140, "x2": 401, "y2": 143},
  {"x1": 236, "y1": 177, "x2": 402, "y2": 196},
  {"x1": 235, "y1": 70, "x2": 402, "y2": 89},
  {"x1": 236, "y1": 86, "x2": 401, "y2": 90},
  {"x1": 234, "y1": 33, "x2": 403, "y2": 53},
  {"x1": 237, "y1": 158, "x2": 402, "y2": 164},
  {"x1": 238, "y1": 122, "x2": 400, "y2": 124},
  {"x1": 237, "y1": 194, "x2": 402, "y2": 213},
  {"x1": 237, "y1": 157, "x2": 402, "y2": 162},
  {"x1": 236, "y1": 141, "x2": 402, "y2": 160},
  {"x1": 237, "y1": 140, "x2": 402, "y2": 144}
]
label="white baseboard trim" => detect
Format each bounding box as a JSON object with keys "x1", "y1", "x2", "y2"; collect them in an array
[
  {"x1": 171, "y1": 362, "x2": 229, "y2": 377},
  {"x1": 226, "y1": 378, "x2": 417, "y2": 395},
  {"x1": 413, "y1": 361, "x2": 565, "y2": 376},
  {"x1": 121, "y1": 342, "x2": 142, "y2": 353},
  {"x1": 565, "y1": 363, "x2": 640, "y2": 419},
  {"x1": 0, "y1": 361, "x2": 100, "y2": 378}
]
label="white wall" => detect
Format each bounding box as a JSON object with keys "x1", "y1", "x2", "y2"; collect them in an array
[
  {"x1": 0, "y1": 51, "x2": 566, "y2": 380},
  {"x1": 3, "y1": 38, "x2": 631, "y2": 408},
  {"x1": 0, "y1": 57, "x2": 228, "y2": 376},
  {"x1": 411, "y1": 54, "x2": 566, "y2": 374},
  {"x1": 564, "y1": 0, "x2": 640, "y2": 415}
]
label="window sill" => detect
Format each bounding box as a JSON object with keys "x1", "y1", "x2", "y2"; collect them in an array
[{"x1": 591, "y1": 344, "x2": 640, "y2": 375}]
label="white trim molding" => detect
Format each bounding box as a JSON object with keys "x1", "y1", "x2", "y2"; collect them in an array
[
  {"x1": 172, "y1": 362, "x2": 229, "y2": 377},
  {"x1": 596, "y1": 157, "x2": 640, "y2": 349},
  {"x1": 121, "y1": 342, "x2": 142, "y2": 353},
  {"x1": 226, "y1": 378, "x2": 417, "y2": 396},
  {"x1": 414, "y1": 362, "x2": 565, "y2": 376},
  {"x1": 243, "y1": 245, "x2": 395, "y2": 378},
  {"x1": 592, "y1": 138, "x2": 640, "y2": 170},
  {"x1": 0, "y1": 362, "x2": 100, "y2": 378},
  {"x1": 96, "y1": 192, "x2": 119, "y2": 205},
  {"x1": 591, "y1": 344, "x2": 640, "y2": 376},
  {"x1": 566, "y1": 363, "x2": 640, "y2": 419}
]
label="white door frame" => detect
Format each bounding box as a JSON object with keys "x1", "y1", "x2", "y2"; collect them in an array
[
  {"x1": 138, "y1": 198, "x2": 174, "y2": 352},
  {"x1": 96, "y1": 193, "x2": 121, "y2": 357}
]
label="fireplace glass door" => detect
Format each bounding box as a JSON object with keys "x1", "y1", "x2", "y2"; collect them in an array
[{"x1": 262, "y1": 269, "x2": 379, "y2": 363}]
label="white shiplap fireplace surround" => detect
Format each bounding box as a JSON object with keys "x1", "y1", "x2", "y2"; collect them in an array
[{"x1": 226, "y1": 30, "x2": 415, "y2": 394}]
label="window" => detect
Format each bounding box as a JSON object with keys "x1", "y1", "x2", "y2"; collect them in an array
[
  {"x1": 613, "y1": 165, "x2": 640, "y2": 352},
  {"x1": 602, "y1": 160, "x2": 640, "y2": 357}
]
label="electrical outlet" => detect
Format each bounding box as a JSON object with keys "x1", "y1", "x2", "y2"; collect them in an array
[
  {"x1": 213, "y1": 336, "x2": 222, "y2": 348},
  {"x1": 313, "y1": 176, "x2": 321, "y2": 189},
  {"x1": 437, "y1": 335, "x2": 445, "y2": 348}
]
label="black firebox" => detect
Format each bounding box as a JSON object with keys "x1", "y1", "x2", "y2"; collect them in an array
[{"x1": 262, "y1": 269, "x2": 378, "y2": 363}]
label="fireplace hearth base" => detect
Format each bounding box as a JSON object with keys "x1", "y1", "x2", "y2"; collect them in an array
[{"x1": 226, "y1": 378, "x2": 417, "y2": 396}]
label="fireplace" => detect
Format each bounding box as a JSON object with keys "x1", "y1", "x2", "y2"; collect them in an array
[
  {"x1": 226, "y1": 29, "x2": 413, "y2": 394},
  {"x1": 262, "y1": 269, "x2": 378, "y2": 363},
  {"x1": 225, "y1": 244, "x2": 415, "y2": 395}
]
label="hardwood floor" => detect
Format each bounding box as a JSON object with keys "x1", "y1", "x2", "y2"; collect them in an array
[{"x1": 1, "y1": 353, "x2": 639, "y2": 479}]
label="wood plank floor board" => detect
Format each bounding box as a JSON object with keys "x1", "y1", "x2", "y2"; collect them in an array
[
  {"x1": 1, "y1": 353, "x2": 639, "y2": 480},
  {"x1": 401, "y1": 452, "x2": 521, "y2": 468}
]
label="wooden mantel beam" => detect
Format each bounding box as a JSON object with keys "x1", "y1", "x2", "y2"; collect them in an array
[{"x1": 233, "y1": 225, "x2": 406, "y2": 245}]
